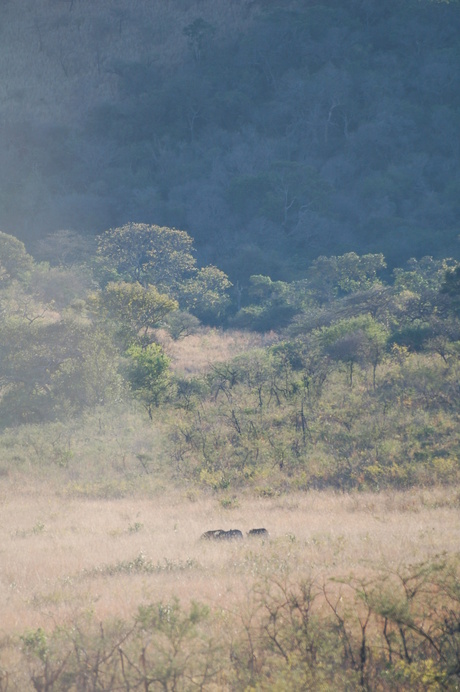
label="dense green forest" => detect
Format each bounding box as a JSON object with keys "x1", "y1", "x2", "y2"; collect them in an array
[{"x1": 1, "y1": 0, "x2": 460, "y2": 281}]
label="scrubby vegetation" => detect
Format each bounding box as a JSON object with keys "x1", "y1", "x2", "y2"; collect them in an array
[
  {"x1": 1, "y1": 228, "x2": 459, "y2": 493},
  {"x1": 10, "y1": 555, "x2": 460, "y2": 690}
]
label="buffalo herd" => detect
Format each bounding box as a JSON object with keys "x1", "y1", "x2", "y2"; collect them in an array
[{"x1": 200, "y1": 528, "x2": 269, "y2": 541}]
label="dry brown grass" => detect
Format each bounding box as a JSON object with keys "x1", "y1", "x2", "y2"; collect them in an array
[
  {"x1": 154, "y1": 328, "x2": 278, "y2": 377},
  {"x1": 0, "y1": 479, "x2": 458, "y2": 639}
]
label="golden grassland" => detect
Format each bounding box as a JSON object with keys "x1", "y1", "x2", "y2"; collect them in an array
[
  {"x1": 154, "y1": 328, "x2": 279, "y2": 377},
  {"x1": 1, "y1": 478, "x2": 459, "y2": 639}
]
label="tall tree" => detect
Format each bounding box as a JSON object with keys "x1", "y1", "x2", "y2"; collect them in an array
[
  {"x1": 95, "y1": 223, "x2": 231, "y2": 321},
  {"x1": 96, "y1": 223, "x2": 197, "y2": 293},
  {"x1": 90, "y1": 281, "x2": 177, "y2": 348},
  {"x1": 125, "y1": 343, "x2": 172, "y2": 419},
  {"x1": 0, "y1": 231, "x2": 33, "y2": 285}
]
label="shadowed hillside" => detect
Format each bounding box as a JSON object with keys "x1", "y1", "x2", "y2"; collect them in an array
[{"x1": 1, "y1": 0, "x2": 459, "y2": 281}]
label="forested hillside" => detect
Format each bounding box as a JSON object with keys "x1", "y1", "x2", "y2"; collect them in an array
[{"x1": 1, "y1": 0, "x2": 460, "y2": 281}]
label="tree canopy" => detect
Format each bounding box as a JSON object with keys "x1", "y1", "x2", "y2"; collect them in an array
[
  {"x1": 95, "y1": 223, "x2": 231, "y2": 319},
  {"x1": 96, "y1": 223, "x2": 197, "y2": 292}
]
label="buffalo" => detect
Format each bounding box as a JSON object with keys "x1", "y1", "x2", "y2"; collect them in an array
[
  {"x1": 200, "y1": 529, "x2": 243, "y2": 541},
  {"x1": 200, "y1": 529, "x2": 225, "y2": 540},
  {"x1": 247, "y1": 528, "x2": 269, "y2": 538},
  {"x1": 220, "y1": 529, "x2": 243, "y2": 540}
]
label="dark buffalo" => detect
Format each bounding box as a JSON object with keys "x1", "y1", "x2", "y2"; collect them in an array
[
  {"x1": 247, "y1": 528, "x2": 269, "y2": 538},
  {"x1": 220, "y1": 529, "x2": 243, "y2": 540},
  {"x1": 200, "y1": 529, "x2": 225, "y2": 540},
  {"x1": 200, "y1": 529, "x2": 243, "y2": 541}
]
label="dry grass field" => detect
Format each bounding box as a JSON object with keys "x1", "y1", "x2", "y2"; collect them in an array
[
  {"x1": 155, "y1": 328, "x2": 279, "y2": 377},
  {"x1": 1, "y1": 479, "x2": 458, "y2": 640}
]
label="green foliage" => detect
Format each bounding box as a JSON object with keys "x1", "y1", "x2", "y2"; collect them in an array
[
  {"x1": 0, "y1": 317, "x2": 123, "y2": 426},
  {"x1": 0, "y1": 404, "x2": 174, "y2": 495},
  {"x1": 442, "y1": 264, "x2": 460, "y2": 314},
  {"x1": 390, "y1": 321, "x2": 435, "y2": 351},
  {"x1": 307, "y1": 253, "x2": 387, "y2": 304},
  {"x1": 0, "y1": 231, "x2": 33, "y2": 285},
  {"x1": 31, "y1": 229, "x2": 95, "y2": 268},
  {"x1": 315, "y1": 315, "x2": 389, "y2": 387},
  {"x1": 232, "y1": 274, "x2": 305, "y2": 331},
  {"x1": 20, "y1": 627, "x2": 49, "y2": 666},
  {"x1": 167, "y1": 317, "x2": 459, "y2": 491},
  {"x1": 227, "y1": 174, "x2": 274, "y2": 219},
  {"x1": 0, "y1": 239, "x2": 458, "y2": 496},
  {"x1": 232, "y1": 577, "x2": 351, "y2": 690},
  {"x1": 227, "y1": 163, "x2": 331, "y2": 230},
  {"x1": 130, "y1": 599, "x2": 222, "y2": 690},
  {"x1": 356, "y1": 556, "x2": 460, "y2": 689},
  {"x1": 136, "y1": 598, "x2": 208, "y2": 633},
  {"x1": 183, "y1": 17, "x2": 216, "y2": 62},
  {"x1": 96, "y1": 223, "x2": 197, "y2": 292},
  {"x1": 164, "y1": 310, "x2": 201, "y2": 340},
  {"x1": 173, "y1": 376, "x2": 209, "y2": 412},
  {"x1": 394, "y1": 256, "x2": 457, "y2": 294},
  {"x1": 3, "y1": 3, "x2": 460, "y2": 279},
  {"x1": 83, "y1": 553, "x2": 197, "y2": 578},
  {"x1": 95, "y1": 223, "x2": 231, "y2": 321},
  {"x1": 177, "y1": 265, "x2": 232, "y2": 322},
  {"x1": 125, "y1": 343, "x2": 172, "y2": 419},
  {"x1": 90, "y1": 281, "x2": 177, "y2": 347},
  {"x1": 16, "y1": 598, "x2": 222, "y2": 691},
  {"x1": 27, "y1": 263, "x2": 93, "y2": 311}
]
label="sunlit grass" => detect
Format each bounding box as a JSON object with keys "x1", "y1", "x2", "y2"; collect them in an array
[
  {"x1": 0, "y1": 483, "x2": 458, "y2": 638},
  {"x1": 155, "y1": 327, "x2": 278, "y2": 377}
]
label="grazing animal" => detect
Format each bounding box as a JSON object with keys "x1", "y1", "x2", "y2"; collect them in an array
[
  {"x1": 200, "y1": 529, "x2": 225, "y2": 540},
  {"x1": 220, "y1": 529, "x2": 243, "y2": 540},
  {"x1": 200, "y1": 529, "x2": 243, "y2": 541},
  {"x1": 247, "y1": 528, "x2": 269, "y2": 538}
]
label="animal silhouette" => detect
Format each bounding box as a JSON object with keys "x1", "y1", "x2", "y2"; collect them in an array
[
  {"x1": 200, "y1": 529, "x2": 243, "y2": 540},
  {"x1": 200, "y1": 529, "x2": 225, "y2": 540},
  {"x1": 247, "y1": 528, "x2": 269, "y2": 538}
]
